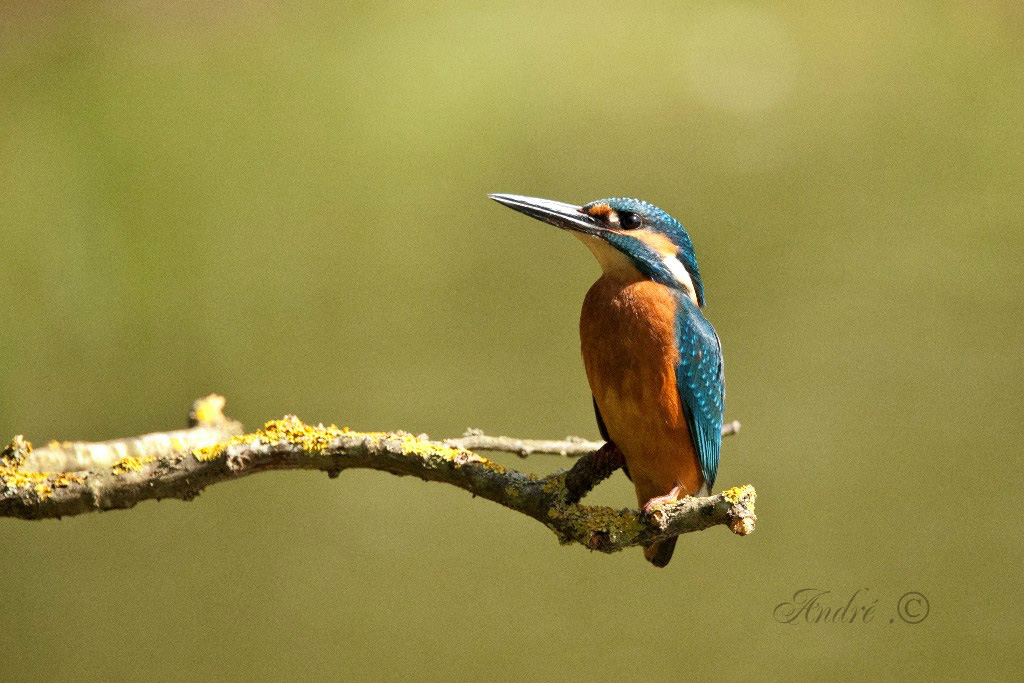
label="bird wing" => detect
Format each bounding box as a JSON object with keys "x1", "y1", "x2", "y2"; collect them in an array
[
  {"x1": 591, "y1": 397, "x2": 632, "y2": 481},
  {"x1": 674, "y1": 293, "x2": 725, "y2": 493},
  {"x1": 592, "y1": 396, "x2": 610, "y2": 442}
]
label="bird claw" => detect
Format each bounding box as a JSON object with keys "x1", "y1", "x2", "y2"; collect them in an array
[{"x1": 642, "y1": 486, "x2": 684, "y2": 526}]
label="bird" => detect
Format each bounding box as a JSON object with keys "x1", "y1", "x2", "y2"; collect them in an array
[{"x1": 490, "y1": 193, "x2": 724, "y2": 567}]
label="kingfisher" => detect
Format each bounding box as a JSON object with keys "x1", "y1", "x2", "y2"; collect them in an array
[{"x1": 490, "y1": 193, "x2": 725, "y2": 567}]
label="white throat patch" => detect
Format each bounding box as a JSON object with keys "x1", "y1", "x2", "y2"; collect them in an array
[
  {"x1": 575, "y1": 233, "x2": 700, "y2": 306},
  {"x1": 574, "y1": 234, "x2": 639, "y2": 276},
  {"x1": 662, "y1": 254, "x2": 699, "y2": 306}
]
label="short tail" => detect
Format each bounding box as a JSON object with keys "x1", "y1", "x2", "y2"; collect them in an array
[{"x1": 643, "y1": 537, "x2": 678, "y2": 568}]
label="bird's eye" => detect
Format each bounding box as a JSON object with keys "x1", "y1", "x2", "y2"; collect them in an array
[{"x1": 619, "y1": 211, "x2": 643, "y2": 230}]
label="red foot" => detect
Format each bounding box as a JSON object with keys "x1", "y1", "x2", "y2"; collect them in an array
[{"x1": 642, "y1": 485, "x2": 684, "y2": 516}]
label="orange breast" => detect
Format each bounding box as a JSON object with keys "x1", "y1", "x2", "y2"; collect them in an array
[{"x1": 579, "y1": 274, "x2": 703, "y2": 505}]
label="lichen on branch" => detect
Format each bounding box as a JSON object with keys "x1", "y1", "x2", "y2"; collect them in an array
[{"x1": 0, "y1": 397, "x2": 756, "y2": 558}]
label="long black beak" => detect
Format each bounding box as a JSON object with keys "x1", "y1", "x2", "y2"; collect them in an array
[{"x1": 489, "y1": 193, "x2": 606, "y2": 236}]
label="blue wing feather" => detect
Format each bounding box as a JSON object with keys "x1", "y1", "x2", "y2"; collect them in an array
[{"x1": 673, "y1": 293, "x2": 725, "y2": 494}]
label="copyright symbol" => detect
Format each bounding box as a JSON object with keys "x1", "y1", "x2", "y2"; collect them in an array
[{"x1": 896, "y1": 592, "x2": 929, "y2": 624}]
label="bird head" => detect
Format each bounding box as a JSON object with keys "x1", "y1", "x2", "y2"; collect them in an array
[{"x1": 490, "y1": 194, "x2": 705, "y2": 307}]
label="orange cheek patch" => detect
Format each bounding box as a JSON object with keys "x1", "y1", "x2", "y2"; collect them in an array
[{"x1": 633, "y1": 228, "x2": 678, "y2": 259}]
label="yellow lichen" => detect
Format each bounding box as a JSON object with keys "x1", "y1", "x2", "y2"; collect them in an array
[
  {"x1": 0, "y1": 464, "x2": 81, "y2": 500},
  {"x1": 577, "y1": 505, "x2": 641, "y2": 536},
  {"x1": 393, "y1": 433, "x2": 506, "y2": 471},
  {"x1": 190, "y1": 394, "x2": 227, "y2": 426},
  {"x1": 542, "y1": 472, "x2": 567, "y2": 495},
  {"x1": 258, "y1": 417, "x2": 343, "y2": 452},
  {"x1": 547, "y1": 503, "x2": 645, "y2": 547},
  {"x1": 721, "y1": 485, "x2": 757, "y2": 536},
  {"x1": 1, "y1": 435, "x2": 32, "y2": 468},
  {"x1": 1, "y1": 435, "x2": 80, "y2": 498},
  {"x1": 190, "y1": 416, "x2": 507, "y2": 472},
  {"x1": 110, "y1": 455, "x2": 156, "y2": 475},
  {"x1": 192, "y1": 445, "x2": 222, "y2": 461},
  {"x1": 721, "y1": 485, "x2": 756, "y2": 508},
  {"x1": 194, "y1": 416, "x2": 345, "y2": 461},
  {"x1": 398, "y1": 434, "x2": 468, "y2": 459}
]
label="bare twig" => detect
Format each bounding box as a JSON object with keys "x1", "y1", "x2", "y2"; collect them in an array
[
  {"x1": 0, "y1": 398, "x2": 755, "y2": 557},
  {"x1": 446, "y1": 420, "x2": 740, "y2": 458}
]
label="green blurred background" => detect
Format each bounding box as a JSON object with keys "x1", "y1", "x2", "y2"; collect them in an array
[{"x1": 2, "y1": 1, "x2": 1021, "y2": 680}]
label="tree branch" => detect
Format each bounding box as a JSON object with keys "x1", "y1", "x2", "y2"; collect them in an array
[
  {"x1": 17, "y1": 395, "x2": 243, "y2": 473},
  {"x1": 0, "y1": 397, "x2": 756, "y2": 556}
]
